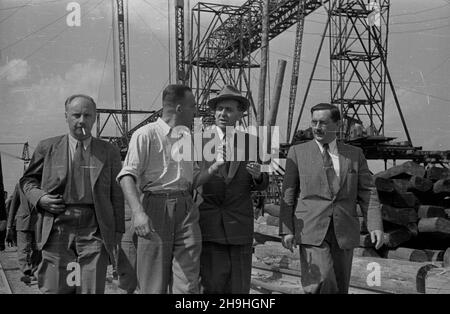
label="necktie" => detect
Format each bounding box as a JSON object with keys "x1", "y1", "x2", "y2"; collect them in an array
[
  {"x1": 323, "y1": 143, "x2": 340, "y2": 196},
  {"x1": 72, "y1": 141, "x2": 86, "y2": 201},
  {"x1": 223, "y1": 138, "x2": 230, "y2": 175}
]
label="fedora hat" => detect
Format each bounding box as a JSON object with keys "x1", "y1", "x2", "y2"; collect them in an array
[{"x1": 207, "y1": 85, "x2": 249, "y2": 112}]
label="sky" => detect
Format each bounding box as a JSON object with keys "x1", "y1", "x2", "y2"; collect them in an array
[{"x1": 0, "y1": 0, "x2": 449, "y2": 194}]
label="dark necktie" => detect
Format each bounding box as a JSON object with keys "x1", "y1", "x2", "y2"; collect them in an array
[
  {"x1": 223, "y1": 138, "x2": 230, "y2": 175},
  {"x1": 323, "y1": 143, "x2": 340, "y2": 196},
  {"x1": 72, "y1": 141, "x2": 86, "y2": 201}
]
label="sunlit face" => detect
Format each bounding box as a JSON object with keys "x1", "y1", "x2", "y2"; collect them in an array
[
  {"x1": 178, "y1": 91, "x2": 196, "y2": 128},
  {"x1": 311, "y1": 109, "x2": 339, "y2": 144},
  {"x1": 65, "y1": 97, "x2": 96, "y2": 140},
  {"x1": 214, "y1": 99, "x2": 243, "y2": 130}
]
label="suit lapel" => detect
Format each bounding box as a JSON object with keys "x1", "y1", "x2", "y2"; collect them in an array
[
  {"x1": 53, "y1": 135, "x2": 68, "y2": 184},
  {"x1": 89, "y1": 138, "x2": 106, "y2": 189}
]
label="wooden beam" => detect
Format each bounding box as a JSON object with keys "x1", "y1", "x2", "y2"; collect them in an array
[
  {"x1": 417, "y1": 205, "x2": 447, "y2": 219},
  {"x1": 375, "y1": 161, "x2": 425, "y2": 180},
  {"x1": 381, "y1": 204, "x2": 418, "y2": 226},
  {"x1": 386, "y1": 247, "x2": 428, "y2": 262},
  {"x1": 426, "y1": 166, "x2": 450, "y2": 182},
  {"x1": 418, "y1": 217, "x2": 450, "y2": 234},
  {"x1": 425, "y1": 268, "x2": 450, "y2": 294}
]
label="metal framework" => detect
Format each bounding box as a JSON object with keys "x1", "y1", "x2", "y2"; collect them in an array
[
  {"x1": 115, "y1": 0, "x2": 130, "y2": 136},
  {"x1": 328, "y1": 0, "x2": 406, "y2": 142},
  {"x1": 286, "y1": 0, "x2": 306, "y2": 140},
  {"x1": 188, "y1": 0, "x2": 326, "y2": 124},
  {"x1": 175, "y1": 0, "x2": 187, "y2": 84}
]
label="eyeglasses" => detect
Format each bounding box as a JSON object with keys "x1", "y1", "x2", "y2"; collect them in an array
[{"x1": 310, "y1": 120, "x2": 330, "y2": 127}]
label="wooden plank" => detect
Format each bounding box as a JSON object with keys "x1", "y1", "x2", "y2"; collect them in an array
[
  {"x1": 378, "y1": 191, "x2": 420, "y2": 209},
  {"x1": 254, "y1": 242, "x2": 299, "y2": 261},
  {"x1": 392, "y1": 179, "x2": 409, "y2": 193},
  {"x1": 409, "y1": 176, "x2": 433, "y2": 192},
  {"x1": 383, "y1": 228, "x2": 412, "y2": 248},
  {"x1": 381, "y1": 204, "x2": 418, "y2": 226},
  {"x1": 418, "y1": 217, "x2": 450, "y2": 234},
  {"x1": 386, "y1": 247, "x2": 429, "y2": 262},
  {"x1": 375, "y1": 177, "x2": 395, "y2": 192},
  {"x1": 426, "y1": 166, "x2": 450, "y2": 182},
  {"x1": 417, "y1": 205, "x2": 447, "y2": 219},
  {"x1": 0, "y1": 261, "x2": 12, "y2": 294},
  {"x1": 376, "y1": 161, "x2": 425, "y2": 180},
  {"x1": 252, "y1": 261, "x2": 384, "y2": 294},
  {"x1": 254, "y1": 222, "x2": 281, "y2": 239},
  {"x1": 254, "y1": 255, "x2": 437, "y2": 294},
  {"x1": 354, "y1": 247, "x2": 380, "y2": 258},
  {"x1": 264, "y1": 203, "x2": 280, "y2": 217},
  {"x1": 425, "y1": 268, "x2": 450, "y2": 294},
  {"x1": 433, "y1": 179, "x2": 450, "y2": 194},
  {"x1": 423, "y1": 249, "x2": 445, "y2": 262},
  {"x1": 444, "y1": 248, "x2": 450, "y2": 268}
]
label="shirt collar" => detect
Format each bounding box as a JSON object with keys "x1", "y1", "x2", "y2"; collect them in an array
[
  {"x1": 216, "y1": 125, "x2": 236, "y2": 141},
  {"x1": 315, "y1": 138, "x2": 337, "y2": 154},
  {"x1": 68, "y1": 133, "x2": 92, "y2": 150},
  {"x1": 156, "y1": 117, "x2": 172, "y2": 137}
]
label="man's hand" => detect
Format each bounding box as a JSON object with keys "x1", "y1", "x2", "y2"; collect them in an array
[
  {"x1": 38, "y1": 194, "x2": 66, "y2": 214},
  {"x1": 6, "y1": 228, "x2": 17, "y2": 247},
  {"x1": 281, "y1": 234, "x2": 297, "y2": 253},
  {"x1": 246, "y1": 162, "x2": 262, "y2": 181},
  {"x1": 133, "y1": 211, "x2": 155, "y2": 238},
  {"x1": 370, "y1": 230, "x2": 384, "y2": 250}
]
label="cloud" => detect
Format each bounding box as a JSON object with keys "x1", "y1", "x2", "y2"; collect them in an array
[
  {"x1": 0, "y1": 59, "x2": 30, "y2": 82},
  {"x1": 24, "y1": 58, "x2": 110, "y2": 114}
]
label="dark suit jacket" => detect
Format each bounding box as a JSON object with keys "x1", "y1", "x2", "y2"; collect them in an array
[
  {"x1": 279, "y1": 140, "x2": 382, "y2": 249},
  {"x1": 7, "y1": 183, "x2": 36, "y2": 231},
  {"x1": 194, "y1": 128, "x2": 269, "y2": 245},
  {"x1": 20, "y1": 135, "x2": 125, "y2": 257}
]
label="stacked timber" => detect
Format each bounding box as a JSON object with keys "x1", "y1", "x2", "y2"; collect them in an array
[{"x1": 252, "y1": 162, "x2": 450, "y2": 293}]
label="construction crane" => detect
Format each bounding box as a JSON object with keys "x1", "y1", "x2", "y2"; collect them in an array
[{"x1": 188, "y1": 0, "x2": 327, "y2": 120}]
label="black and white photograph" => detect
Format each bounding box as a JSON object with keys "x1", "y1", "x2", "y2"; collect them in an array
[{"x1": 0, "y1": 0, "x2": 449, "y2": 301}]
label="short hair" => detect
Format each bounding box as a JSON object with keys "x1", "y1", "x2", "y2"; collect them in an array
[
  {"x1": 162, "y1": 84, "x2": 192, "y2": 106},
  {"x1": 310, "y1": 103, "x2": 341, "y2": 122},
  {"x1": 64, "y1": 94, "x2": 96, "y2": 110}
]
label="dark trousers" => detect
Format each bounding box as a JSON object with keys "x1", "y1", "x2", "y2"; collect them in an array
[
  {"x1": 200, "y1": 241, "x2": 253, "y2": 294},
  {"x1": 137, "y1": 192, "x2": 202, "y2": 294},
  {"x1": 117, "y1": 218, "x2": 138, "y2": 293},
  {"x1": 37, "y1": 205, "x2": 109, "y2": 294},
  {"x1": 17, "y1": 230, "x2": 41, "y2": 277},
  {"x1": 299, "y1": 221, "x2": 354, "y2": 294}
]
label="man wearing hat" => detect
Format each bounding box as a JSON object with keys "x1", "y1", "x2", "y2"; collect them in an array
[{"x1": 194, "y1": 85, "x2": 269, "y2": 294}]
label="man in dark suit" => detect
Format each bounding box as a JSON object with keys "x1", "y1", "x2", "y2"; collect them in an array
[
  {"x1": 20, "y1": 94, "x2": 124, "y2": 294},
  {"x1": 194, "y1": 85, "x2": 269, "y2": 294},
  {"x1": 6, "y1": 183, "x2": 41, "y2": 283},
  {"x1": 279, "y1": 103, "x2": 384, "y2": 294}
]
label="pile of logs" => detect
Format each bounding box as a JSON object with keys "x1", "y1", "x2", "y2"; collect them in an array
[{"x1": 251, "y1": 162, "x2": 450, "y2": 294}]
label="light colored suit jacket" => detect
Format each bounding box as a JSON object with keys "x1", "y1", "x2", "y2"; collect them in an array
[
  {"x1": 20, "y1": 135, "x2": 125, "y2": 257},
  {"x1": 279, "y1": 140, "x2": 382, "y2": 249}
]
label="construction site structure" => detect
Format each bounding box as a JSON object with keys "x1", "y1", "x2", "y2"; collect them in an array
[{"x1": 93, "y1": 0, "x2": 449, "y2": 168}]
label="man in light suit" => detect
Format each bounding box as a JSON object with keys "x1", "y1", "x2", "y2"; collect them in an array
[
  {"x1": 194, "y1": 85, "x2": 269, "y2": 294},
  {"x1": 20, "y1": 94, "x2": 124, "y2": 294},
  {"x1": 279, "y1": 103, "x2": 383, "y2": 294}
]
